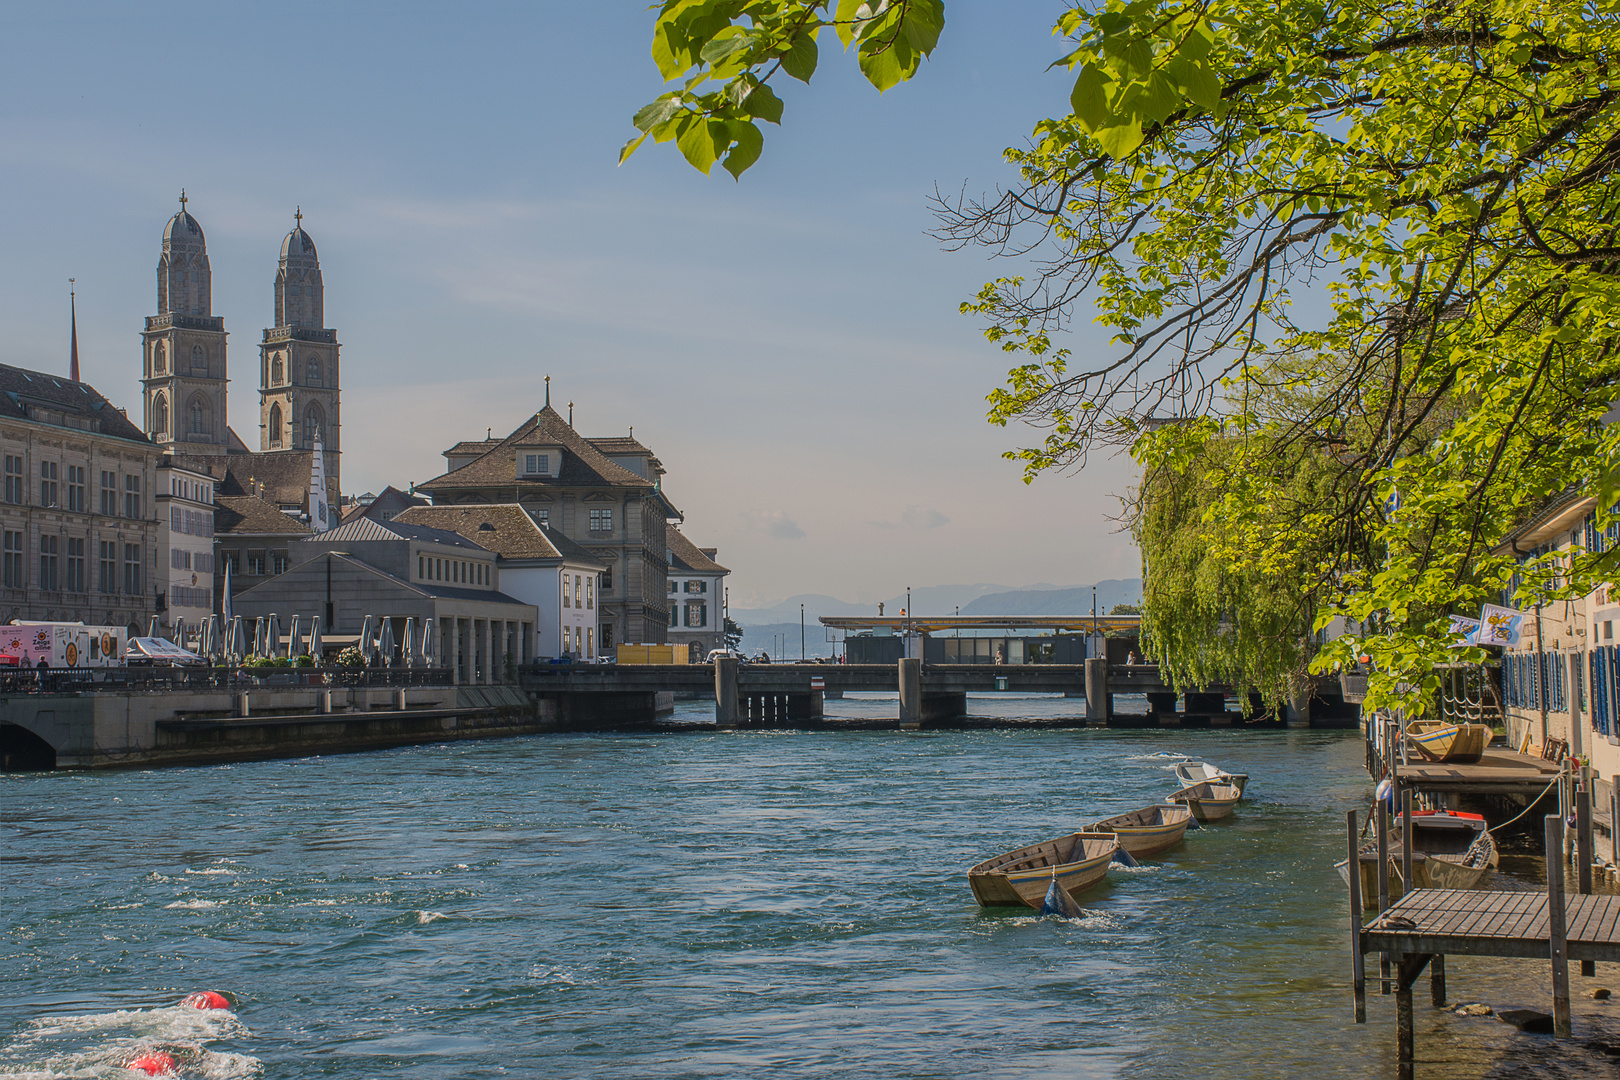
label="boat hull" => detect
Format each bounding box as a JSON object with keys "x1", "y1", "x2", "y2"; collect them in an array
[
  {"x1": 1405, "y1": 721, "x2": 1492, "y2": 763},
  {"x1": 1173, "y1": 761, "x2": 1249, "y2": 797},
  {"x1": 1092, "y1": 805, "x2": 1193, "y2": 857},
  {"x1": 1336, "y1": 810, "x2": 1497, "y2": 908},
  {"x1": 1166, "y1": 782, "x2": 1242, "y2": 822},
  {"x1": 967, "y1": 832, "x2": 1119, "y2": 908}
]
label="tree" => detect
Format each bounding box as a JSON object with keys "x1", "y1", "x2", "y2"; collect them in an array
[
  {"x1": 724, "y1": 616, "x2": 745, "y2": 650},
  {"x1": 1108, "y1": 603, "x2": 1141, "y2": 615},
  {"x1": 628, "y1": 0, "x2": 1620, "y2": 712}
]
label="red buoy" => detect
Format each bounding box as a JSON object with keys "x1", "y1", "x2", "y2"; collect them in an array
[
  {"x1": 180, "y1": 990, "x2": 230, "y2": 1010},
  {"x1": 127, "y1": 1050, "x2": 177, "y2": 1075}
]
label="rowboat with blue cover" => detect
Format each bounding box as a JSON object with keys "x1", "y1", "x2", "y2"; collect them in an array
[{"x1": 967, "y1": 832, "x2": 1119, "y2": 907}]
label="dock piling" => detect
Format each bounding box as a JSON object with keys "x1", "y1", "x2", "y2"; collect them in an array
[
  {"x1": 1377, "y1": 800, "x2": 1391, "y2": 993},
  {"x1": 1348, "y1": 809, "x2": 1365, "y2": 1023},
  {"x1": 1611, "y1": 773, "x2": 1619, "y2": 869},
  {"x1": 1430, "y1": 954, "x2": 1445, "y2": 1008},
  {"x1": 713, "y1": 657, "x2": 739, "y2": 730},
  {"x1": 898, "y1": 658, "x2": 922, "y2": 730},
  {"x1": 1401, "y1": 787, "x2": 1413, "y2": 900},
  {"x1": 1546, "y1": 813, "x2": 1572, "y2": 1038},
  {"x1": 1578, "y1": 770, "x2": 1595, "y2": 976}
]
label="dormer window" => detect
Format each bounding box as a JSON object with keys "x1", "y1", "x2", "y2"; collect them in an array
[{"x1": 524, "y1": 453, "x2": 550, "y2": 476}]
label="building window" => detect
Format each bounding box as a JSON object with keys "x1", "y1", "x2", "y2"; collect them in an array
[
  {"x1": 669, "y1": 605, "x2": 678, "y2": 628},
  {"x1": 534, "y1": 508, "x2": 549, "y2": 526},
  {"x1": 686, "y1": 601, "x2": 706, "y2": 628},
  {"x1": 99, "y1": 540, "x2": 117, "y2": 593},
  {"x1": 669, "y1": 580, "x2": 678, "y2": 595},
  {"x1": 65, "y1": 537, "x2": 84, "y2": 592},
  {"x1": 39, "y1": 461, "x2": 58, "y2": 508},
  {"x1": 3, "y1": 531, "x2": 22, "y2": 588},
  {"x1": 563, "y1": 574, "x2": 572, "y2": 608},
  {"x1": 601, "y1": 624, "x2": 613, "y2": 649},
  {"x1": 307, "y1": 357, "x2": 322, "y2": 386},
  {"x1": 154, "y1": 341, "x2": 167, "y2": 373},
  {"x1": 153, "y1": 392, "x2": 169, "y2": 438},
  {"x1": 272, "y1": 552, "x2": 288, "y2": 575},
  {"x1": 586, "y1": 579, "x2": 593, "y2": 609},
  {"x1": 305, "y1": 402, "x2": 325, "y2": 448},
  {"x1": 685, "y1": 580, "x2": 707, "y2": 594},
  {"x1": 124, "y1": 475, "x2": 142, "y2": 519},
  {"x1": 123, "y1": 543, "x2": 141, "y2": 596},
  {"x1": 191, "y1": 345, "x2": 207, "y2": 374},
  {"x1": 195, "y1": 551, "x2": 213, "y2": 574},
  {"x1": 222, "y1": 550, "x2": 239, "y2": 574},
  {"x1": 189, "y1": 397, "x2": 209, "y2": 437},
  {"x1": 269, "y1": 403, "x2": 283, "y2": 447},
  {"x1": 101, "y1": 471, "x2": 117, "y2": 516},
  {"x1": 575, "y1": 574, "x2": 582, "y2": 609},
  {"x1": 586, "y1": 627, "x2": 593, "y2": 659},
  {"x1": 4, "y1": 456, "x2": 22, "y2": 505},
  {"x1": 524, "y1": 454, "x2": 549, "y2": 475},
  {"x1": 247, "y1": 550, "x2": 266, "y2": 576},
  {"x1": 589, "y1": 508, "x2": 613, "y2": 532},
  {"x1": 419, "y1": 554, "x2": 426, "y2": 579},
  {"x1": 66, "y1": 465, "x2": 84, "y2": 512},
  {"x1": 271, "y1": 353, "x2": 284, "y2": 385}
]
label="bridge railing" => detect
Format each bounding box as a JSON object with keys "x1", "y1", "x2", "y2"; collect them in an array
[{"x1": 2, "y1": 666, "x2": 456, "y2": 694}]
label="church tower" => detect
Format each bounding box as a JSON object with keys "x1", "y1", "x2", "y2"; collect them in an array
[
  {"x1": 142, "y1": 192, "x2": 229, "y2": 453},
  {"x1": 259, "y1": 209, "x2": 341, "y2": 497}
]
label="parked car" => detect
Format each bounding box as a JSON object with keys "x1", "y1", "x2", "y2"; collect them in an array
[{"x1": 706, "y1": 649, "x2": 744, "y2": 663}]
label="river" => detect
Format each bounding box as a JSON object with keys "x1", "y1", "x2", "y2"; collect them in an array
[{"x1": 3, "y1": 693, "x2": 1617, "y2": 1077}]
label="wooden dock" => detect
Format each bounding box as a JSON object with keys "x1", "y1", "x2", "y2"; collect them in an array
[{"x1": 1395, "y1": 746, "x2": 1562, "y2": 796}]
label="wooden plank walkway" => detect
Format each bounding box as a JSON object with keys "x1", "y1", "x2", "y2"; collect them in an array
[
  {"x1": 1360, "y1": 888, "x2": 1620, "y2": 962},
  {"x1": 1395, "y1": 747, "x2": 1561, "y2": 795}
]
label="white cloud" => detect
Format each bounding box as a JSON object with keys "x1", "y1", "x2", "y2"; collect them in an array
[
  {"x1": 869, "y1": 506, "x2": 951, "y2": 530},
  {"x1": 743, "y1": 510, "x2": 807, "y2": 540}
]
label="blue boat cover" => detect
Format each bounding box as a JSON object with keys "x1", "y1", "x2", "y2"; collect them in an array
[{"x1": 1039, "y1": 873, "x2": 1084, "y2": 919}]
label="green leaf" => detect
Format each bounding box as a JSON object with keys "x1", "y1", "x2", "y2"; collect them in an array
[
  {"x1": 744, "y1": 82, "x2": 785, "y2": 124},
  {"x1": 651, "y1": 22, "x2": 688, "y2": 81},
  {"x1": 722, "y1": 120, "x2": 764, "y2": 178},
  {"x1": 675, "y1": 116, "x2": 726, "y2": 173},
  {"x1": 1069, "y1": 64, "x2": 1113, "y2": 133},
  {"x1": 633, "y1": 94, "x2": 684, "y2": 134},
  {"x1": 835, "y1": 0, "x2": 863, "y2": 48},
  {"x1": 618, "y1": 133, "x2": 648, "y2": 166},
  {"x1": 700, "y1": 27, "x2": 754, "y2": 68},
  {"x1": 1162, "y1": 56, "x2": 1221, "y2": 111},
  {"x1": 781, "y1": 31, "x2": 819, "y2": 82},
  {"x1": 1095, "y1": 122, "x2": 1145, "y2": 160}
]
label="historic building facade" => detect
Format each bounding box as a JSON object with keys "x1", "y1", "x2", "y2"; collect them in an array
[
  {"x1": 417, "y1": 398, "x2": 681, "y2": 649},
  {"x1": 0, "y1": 363, "x2": 159, "y2": 631},
  {"x1": 664, "y1": 526, "x2": 729, "y2": 660}
]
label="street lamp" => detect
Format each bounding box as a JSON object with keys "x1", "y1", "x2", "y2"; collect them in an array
[{"x1": 800, "y1": 602, "x2": 805, "y2": 662}]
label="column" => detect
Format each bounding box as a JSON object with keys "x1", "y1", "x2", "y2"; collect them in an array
[
  {"x1": 450, "y1": 616, "x2": 462, "y2": 685},
  {"x1": 1085, "y1": 657, "x2": 1110, "y2": 722},
  {"x1": 899, "y1": 657, "x2": 922, "y2": 730},
  {"x1": 482, "y1": 618, "x2": 493, "y2": 685},
  {"x1": 714, "y1": 656, "x2": 739, "y2": 729}
]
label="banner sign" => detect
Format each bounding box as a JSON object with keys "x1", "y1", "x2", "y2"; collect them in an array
[
  {"x1": 1477, "y1": 603, "x2": 1525, "y2": 647},
  {"x1": 1446, "y1": 615, "x2": 1481, "y2": 648}
]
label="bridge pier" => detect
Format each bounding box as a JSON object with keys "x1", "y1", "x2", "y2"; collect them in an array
[
  {"x1": 899, "y1": 658, "x2": 923, "y2": 729},
  {"x1": 714, "y1": 656, "x2": 740, "y2": 730},
  {"x1": 1084, "y1": 658, "x2": 1110, "y2": 723}
]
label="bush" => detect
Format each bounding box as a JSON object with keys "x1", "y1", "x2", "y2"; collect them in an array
[{"x1": 334, "y1": 646, "x2": 367, "y2": 670}]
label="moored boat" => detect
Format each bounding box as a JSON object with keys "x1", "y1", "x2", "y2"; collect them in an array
[
  {"x1": 1092, "y1": 804, "x2": 1194, "y2": 857},
  {"x1": 1166, "y1": 781, "x2": 1242, "y2": 821},
  {"x1": 1336, "y1": 809, "x2": 1498, "y2": 908},
  {"x1": 1173, "y1": 759, "x2": 1249, "y2": 796},
  {"x1": 967, "y1": 831, "x2": 1120, "y2": 908},
  {"x1": 1404, "y1": 719, "x2": 1493, "y2": 763}
]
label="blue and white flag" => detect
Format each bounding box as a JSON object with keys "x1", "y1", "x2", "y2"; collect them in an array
[
  {"x1": 1446, "y1": 615, "x2": 1481, "y2": 648},
  {"x1": 1477, "y1": 603, "x2": 1525, "y2": 647}
]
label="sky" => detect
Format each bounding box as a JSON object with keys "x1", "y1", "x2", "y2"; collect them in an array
[{"x1": 0, "y1": 1, "x2": 1141, "y2": 609}]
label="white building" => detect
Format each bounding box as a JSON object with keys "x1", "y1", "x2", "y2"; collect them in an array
[
  {"x1": 665, "y1": 526, "x2": 729, "y2": 659},
  {"x1": 156, "y1": 457, "x2": 217, "y2": 629},
  {"x1": 394, "y1": 504, "x2": 605, "y2": 660}
]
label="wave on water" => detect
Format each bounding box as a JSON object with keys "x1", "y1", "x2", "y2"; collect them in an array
[
  {"x1": 1128, "y1": 751, "x2": 1190, "y2": 761},
  {"x1": 415, "y1": 910, "x2": 451, "y2": 925},
  {"x1": 164, "y1": 899, "x2": 226, "y2": 909},
  {"x1": 185, "y1": 868, "x2": 239, "y2": 876},
  {"x1": 1, "y1": 1001, "x2": 259, "y2": 1079},
  {"x1": 1005, "y1": 910, "x2": 1122, "y2": 930}
]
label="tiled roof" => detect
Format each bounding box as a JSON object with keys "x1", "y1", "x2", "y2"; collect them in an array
[
  {"x1": 214, "y1": 494, "x2": 312, "y2": 537},
  {"x1": 236, "y1": 550, "x2": 532, "y2": 608},
  {"x1": 420, "y1": 405, "x2": 651, "y2": 492},
  {"x1": 315, "y1": 516, "x2": 487, "y2": 550},
  {"x1": 590, "y1": 436, "x2": 652, "y2": 454},
  {"x1": 1493, "y1": 487, "x2": 1595, "y2": 553},
  {"x1": 339, "y1": 485, "x2": 427, "y2": 524},
  {"x1": 667, "y1": 525, "x2": 728, "y2": 574},
  {"x1": 0, "y1": 363, "x2": 150, "y2": 444},
  {"x1": 393, "y1": 503, "x2": 607, "y2": 567}
]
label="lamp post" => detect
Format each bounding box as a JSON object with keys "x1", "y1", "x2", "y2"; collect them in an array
[{"x1": 800, "y1": 602, "x2": 805, "y2": 662}]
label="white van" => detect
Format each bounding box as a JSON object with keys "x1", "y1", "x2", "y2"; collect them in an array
[{"x1": 1, "y1": 621, "x2": 128, "y2": 668}]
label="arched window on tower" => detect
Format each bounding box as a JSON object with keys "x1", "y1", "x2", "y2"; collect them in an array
[
  {"x1": 305, "y1": 402, "x2": 325, "y2": 449},
  {"x1": 269, "y1": 403, "x2": 283, "y2": 448},
  {"x1": 153, "y1": 393, "x2": 169, "y2": 438},
  {"x1": 191, "y1": 345, "x2": 207, "y2": 375},
  {"x1": 188, "y1": 395, "x2": 212, "y2": 440},
  {"x1": 307, "y1": 357, "x2": 322, "y2": 386},
  {"x1": 154, "y1": 341, "x2": 166, "y2": 374},
  {"x1": 271, "y1": 353, "x2": 284, "y2": 386}
]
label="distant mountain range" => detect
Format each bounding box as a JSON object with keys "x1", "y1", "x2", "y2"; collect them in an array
[{"x1": 731, "y1": 580, "x2": 1143, "y2": 629}]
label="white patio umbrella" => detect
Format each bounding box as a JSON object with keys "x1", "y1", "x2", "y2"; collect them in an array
[
  {"x1": 148, "y1": 616, "x2": 160, "y2": 638},
  {"x1": 205, "y1": 615, "x2": 220, "y2": 662},
  {"x1": 420, "y1": 619, "x2": 437, "y2": 670},
  {"x1": 266, "y1": 614, "x2": 282, "y2": 660},
  {"x1": 358, "y1": 615, "x2": 375, "y2": 664},
  {"x1": 307, "y1": 615, "x2": 323, "y2": 665},
  {"x1": 288, "y1": 615, "x2": 303, "y2": 660},
  {"x1": 171, "y1": 617, "x2": 186, "y2": 647},
  {"x1": 229, "y1": 615, "x2": 245, "y2": 662},
  {"x1": 377, "y1": 618, "x2": 396, "y2": 668},
  {"x1": 253, "y1": 617, "x2": 266, "y2": 658},
  {"x1": 401, "y1": 617, "x2": 418, "y2": 667}
]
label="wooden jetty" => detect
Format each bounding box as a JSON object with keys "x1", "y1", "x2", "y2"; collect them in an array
[{"x1": 1348, "y1": 811, "x2": 1608, "y2": 1075}]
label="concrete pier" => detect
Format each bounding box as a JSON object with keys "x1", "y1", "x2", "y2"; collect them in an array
[
  {"x1": 898, "y1": 657, "x2": 923, "y2": 729},
  {"x1": 714, "y1": 656, "x2": 740, "y2": 730}
]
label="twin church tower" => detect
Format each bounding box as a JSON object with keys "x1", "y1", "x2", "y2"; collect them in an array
[{"x1": 140, "y1": 194, "x2": 341, "y2": 520}]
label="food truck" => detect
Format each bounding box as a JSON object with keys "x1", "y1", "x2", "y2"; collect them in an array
[{"x1": 0, "y1": 621, "x2": 127, "y2": 668}]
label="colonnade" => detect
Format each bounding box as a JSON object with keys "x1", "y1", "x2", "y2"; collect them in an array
[{"x1": 438, "y1": 616, "x2": 533, "y2": 685}]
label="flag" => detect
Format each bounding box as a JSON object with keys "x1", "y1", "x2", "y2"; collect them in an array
[
  {"x1": 1447, "y1": 614, "x2": 1481, "y2": 648},
  {"x1": 1477, "y1": 603, "x2": 1525, "y2": 647}
]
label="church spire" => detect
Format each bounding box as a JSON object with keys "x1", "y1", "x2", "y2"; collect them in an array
[{"x1": 69, "y1": 279, "x2": 79, "y2": 382}]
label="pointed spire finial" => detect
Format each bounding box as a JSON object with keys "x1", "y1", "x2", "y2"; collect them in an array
[
  {"x1": 69, "y1": 279, "x2": 79, "y2": 383},
  {"x1": 545, "y1": 375, "x2": 551, "y2": 408},
  {"x1": 294, "y1": 206, "x2": 302, "y2": 228},
  {"x1": 179, "y1": 189, "x2": 188, "y2": 212}
]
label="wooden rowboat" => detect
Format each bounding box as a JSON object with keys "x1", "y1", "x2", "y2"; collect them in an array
[
  {"x1": 1404, "y1": 719, "x2": 1492, "y2": 764},
  {"x1": 1336, "y1": 809, "x2": 1497, "y2": 908},
  {"x1": 1173, "y1": 759, "x2": 1249, "y2": 797},
  {"x1": 1166, "y1": 781, "x2": 1242, "y2": 821},
  {"x1": 1091, "y1": 804, "x2": 1194, "y2": 857},
  {"x1": 967, "y1": 831, "x2": 1119, "y2": 908}
]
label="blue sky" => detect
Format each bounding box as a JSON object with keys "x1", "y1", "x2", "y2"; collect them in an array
[{"x1": 0, "y1": 1, "x2": 1140, "y2": 608}]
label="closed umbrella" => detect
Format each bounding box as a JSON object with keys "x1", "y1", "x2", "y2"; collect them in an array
[
  {"x1": 402, "y1": 618, "x2": 417, "y2": 667},
  {"x1": 148, "y1": 615, "x2": 160, "y2": 638},
  {"x1": 420, "y1": 619, "x2": 437, "y2": 670},
  {"x1": 229, "y1": 615, "x2": 244, "y2": 662},
  {"x1": 289, "y1": 615, "x2": 303, "y2": 660},
  {"x1": 172, "y1": 617, "x2": 186, "y2": 648},
  {"x1": 266, "y1": 614, "x2": 282, "y2": 660},
  {"x1": 377, "y1": 618, "x2": 396, "y2": 668},
  {"x1": 358, "y1": 615, "x2": 375, "y2": 664},
  {"x1": 221, "y1": 559, "x2": 233, "y2": 625},
  {"x1": 254, "y1": 617, "x2": 267, "y2": 658},
  {"x1": 307, "y1": 615, "x2": 323, "y2": 666},
  {"x1": 205, "y1": 615, "x2": 220, "y2": 662}
]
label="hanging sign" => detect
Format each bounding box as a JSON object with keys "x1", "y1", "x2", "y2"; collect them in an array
[
  {"x1": 1446, "y1": 615, "x2": 1481, "y2": 648},
  {"x1": 1476, "y1": 603, "x2": 1526, "y2": 647}
]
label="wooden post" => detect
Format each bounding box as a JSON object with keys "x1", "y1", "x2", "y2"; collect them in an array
[
  {"x1": 1395, "y1": 962, "x2": 1414, "y2": 1074},
  {"x1": 1546, "y1": 813, "x2": 1572, "y2": 1038},
  {"x1": 1378, "y1": 800, "x2": 1391, "y2": 993},
  {"x1": 713, "y1": 656, "x2": 739, "y2": 729},
  {"x1": 1348, "y1": 810, "x2": 1365, "y2": 1023},
  {"x1": 1401, "y1": 787, "x2": 1413, "y2": 898},
  {"x1": 1611, "y1": 773, "x2": 1620, "y2": 869},
  {"x1": 1578, "y1": 768, "x2": 1595, "y2": 976},
  {"x1": 1431, "y1": 954, "x2": 1446, "y2": 1008}
]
